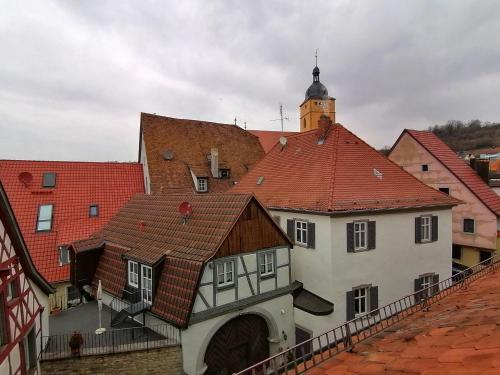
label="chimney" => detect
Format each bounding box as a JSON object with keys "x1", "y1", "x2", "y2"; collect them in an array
[
  {"x1": 210, "y1": 148, "x2": 219, "y2": 178},
  {"x1": 475, "y1": 159, "x2": 490, "y2": 184},
  {"x1": 317, "y1": 115, "x2": 333, "y2": 144}
]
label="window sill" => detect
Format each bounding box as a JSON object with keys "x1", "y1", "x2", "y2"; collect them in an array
[
  {"x1": 353, "y1": 248, "x2": 372, "y2": 253},
  {"x1": 295, "y1": 242, "x2": 308, "y2": 248},
  {"x1": 216, "y1": 283, "x2": 235, "y2": 292},
  {"x1": 260, "y1": 273, "x2": 275, "y2": 280}
]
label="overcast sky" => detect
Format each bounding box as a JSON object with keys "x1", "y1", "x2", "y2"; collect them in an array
[{"x1": 1, "y1": 1, "x2": 500, "y2": 161}]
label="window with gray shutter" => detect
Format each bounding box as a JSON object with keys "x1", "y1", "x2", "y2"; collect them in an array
[
  {"x1": 431, "y1": 216, "x2": 438, "y2": 242},
  {"x1": 287, "y1": 219, "x2": 295, "y2": 242},
  {"x1": 369, "y1": 286, "x2": 378, "y2": 312},
  {"x1": 346, "y1": 290, "x2": 355, "y2": 321},
  {"x1": 368, "y1": 221, "x2": 376, "y2": 250},
  {"x1": 307, "y1": 222, "x2": 315, "y2": 249},
  {"x1": 346, "y1": 223, "x2": 354, "y2": 252},
  {"x1": 415, "y1": 217, "x2": 422, "y2": 243}
]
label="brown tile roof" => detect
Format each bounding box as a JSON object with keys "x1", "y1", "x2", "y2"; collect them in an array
[
  {"x1": 398, "y1": 130, "x2": 500, "y2": 216},
  {"x1": 249, "y1": 130, "x2": 298, "y2": 153},
  {"x1": 307, "y1": 264, "x2": 500, "y2": 374},
  {"x1": 139, "y1": 113, "x2": 265, "y2": 193},
  {"x1": 232, "y1": 119, "x2": 460, "y2": 213},
  {"x1": 72, "y1": 193, "x2": 287, "y2": 327}
]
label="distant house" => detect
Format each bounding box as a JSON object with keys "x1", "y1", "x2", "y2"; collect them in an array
[
  {"x1": 389, "y1": 130, "x2": 500, "y2": 269},
  {"x1": 138, "y1": 113, "x2": 265, "y2": 194},
  {"x1": 249, "y1": 130, "x2": 298, "y2": 153},
  {"x1": 232, "y1": 116, "x2": 459, "y2": 340},
  {"x1": 0, "y1": 181, "x2": 53, "y2": 375},
  {"x1": 0, "y1": 161, "x2": 144, "y2": 311},
  {"x1": 70, "y1": 193, "x2": 296, "y2": 375}
]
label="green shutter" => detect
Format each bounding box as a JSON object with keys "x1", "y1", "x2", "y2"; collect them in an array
[
  {"x1": 346, "y1": 291, "x2": 355, "y2": 321},
  {"x1": 287, "y1": 219, "x2": 295, "y2": 242},
  {"x1": 347, "y1": 223, "x2": 354, "y2": 252},
  {"x1": 307, "y1": 222, "x2": 315, "y2": 249}
]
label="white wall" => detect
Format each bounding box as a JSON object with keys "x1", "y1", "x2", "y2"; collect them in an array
[
  {"x1": 272, "y1": 208, "x2": 453, "y2": 338},
  {"x1": 192, "y1": 246, "x2": 290, "y2": 314},
  {"x1": 182, "y1": 294, "x2": 295, "y2": 375}
]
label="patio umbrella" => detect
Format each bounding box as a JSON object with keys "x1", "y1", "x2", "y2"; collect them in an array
[{"x1": 95, "y1": 280, "x2": 106, "y2": 334}]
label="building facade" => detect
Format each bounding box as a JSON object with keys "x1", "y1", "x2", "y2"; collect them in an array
[
  {"x1": 0, "y1": 181, "x2": 53, "y2": 375},
  {"x1": 389, "y1": 130, "x2": 500, "y2": 269}
]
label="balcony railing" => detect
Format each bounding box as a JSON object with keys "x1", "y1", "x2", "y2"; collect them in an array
[
  {"x1": 41, "y1": 323, "x2": 180, "y2": 361},
  {"x1": 236, "y1": 255, "x2": 500, "y2": 375}
]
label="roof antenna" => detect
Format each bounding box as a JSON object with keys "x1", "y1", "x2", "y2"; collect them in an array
[
  {"x1": 269, "y1": 104, "x2": 289, "y2": 133},
  {"x1": 315, "y1": 48, "x2": 318, "y2": 67},
  {"x1": 244, "y1": 121, "x2": 247, "y2": 130},
  {"x1": 234, "y1": 117, "x2": 237, "y2": 126}
]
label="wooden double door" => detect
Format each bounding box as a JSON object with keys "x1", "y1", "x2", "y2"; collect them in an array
[{"x1": 204, "y1": 314, "x2": 269, "y2": 375}]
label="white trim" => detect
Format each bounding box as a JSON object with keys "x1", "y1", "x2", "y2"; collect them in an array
[
  {"x1": 295, "y1": 220, "x2": 308, "y2": 246},
  {"x1": 128, "y1": 260, "x2": 139, "y2": 288},
  {"x1": 354, "y1": 221, "x2": 368, "y2": 251},
  {"x1": 216, "y1": 260, "x2": 235, "y2": 287},
  {"x1": 420, "y1": 215, "x2": 432, "y2": 242},
  {"x1": 141, "y1": 264, "x2": 153, "y2": 304},
  {"x1": 353, "y1": 286, "x2": 369, "y2": 317}
]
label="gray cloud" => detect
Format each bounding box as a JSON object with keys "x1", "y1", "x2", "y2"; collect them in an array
[{"x1": 1, "y1": 0, "x2": 500, "y2": 161}]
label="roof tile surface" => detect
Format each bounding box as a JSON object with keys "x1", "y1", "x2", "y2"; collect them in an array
[
  {"x1": 0, "y1": 160, "x2": 144, "y2": 283},
  {"x1": 140, "y1": 113, "x2": 265, "y2": 193},
  {"x1": 307, "y1": 267, "x2": 500, "y2": 374},
  {"x1": 403, "y1": 130, "x2": 500, "y2": 216},
  {"x1": 233, "y1": 122, "x2": 459, "y2": 213},
  {"x1": 249, "y1": 130, "x2": 298, "y2": 153}
]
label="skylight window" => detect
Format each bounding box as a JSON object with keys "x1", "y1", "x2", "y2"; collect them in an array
[
  {"x1": 257, "y1": 176, "x2": 264, "y2": 185},
  {"x1": 42, "y1": 172, "x2": 56, "y2": 188},
  {"x1": 89, "y1": 204, "x2": 99, "y2": 217}
]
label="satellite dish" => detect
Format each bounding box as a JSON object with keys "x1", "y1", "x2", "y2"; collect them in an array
[
  {"x1": 279, "y1": 136, "x2": 287, "y2": 147},
  {"x1": 179, "y1": 201, "x2": 193, "y2": 218},
  {"x1": 162, "y1": 150, "x2": 174, "y2": 160},
  {"x1": 18, "y1": 172, "x2": 33, "y2": 186}
]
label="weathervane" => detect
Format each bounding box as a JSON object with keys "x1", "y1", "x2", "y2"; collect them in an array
[{"x1": 315, "y1": 48, "x2": 318, "y2": 66}]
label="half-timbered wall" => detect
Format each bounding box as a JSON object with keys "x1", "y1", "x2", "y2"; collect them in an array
[
  {"x1": 192, "y1": 246, "x2": 291, "y2": 315},
  {"x1": 0, "y1": 216, "x2": 45, "y2": 375}
]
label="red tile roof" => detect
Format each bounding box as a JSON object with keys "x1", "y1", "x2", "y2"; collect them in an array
[
  {"x1": 139, "y1": 113, "x2": 265, "y2": 193},
  {"x1": 307, "y1": 264, "x2": 500, "y2": 374},
  {"x1": 401, "y1": 130, "x2": 500, "y2": 216},
  {"x1": 72, "y1": 193, "x2": 290, "y2": 327},
  {"x1": 249, "y1": 130, "x2": 298, "y2": 153},
  {"x1": 232, "y1": 119, "x2": 459, "y2": 213},
  {"x1": 0, "y1": 160, "x2": 144, "y2": 283}
]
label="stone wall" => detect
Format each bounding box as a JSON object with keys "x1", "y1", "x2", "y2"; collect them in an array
[{"x1": 41, "y1": 346, "x2": 183, "y2": 374}]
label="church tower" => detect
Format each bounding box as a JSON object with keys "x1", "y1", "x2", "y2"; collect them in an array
[{"x1": 299, "y1": 65, "x2": 335, "y2": 132}]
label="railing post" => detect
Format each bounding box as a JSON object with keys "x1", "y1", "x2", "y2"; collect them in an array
[{"x1": 344, "y1": 323, "x2": 353, "y2": 352}]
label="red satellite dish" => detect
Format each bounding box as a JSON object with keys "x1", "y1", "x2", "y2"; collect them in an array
[
  {"x1": 18, "y1": 172, "x2": 33, "y2": 186},
  {"x1": 179, "y1": 202, "x2": 193, "y2": 218}
]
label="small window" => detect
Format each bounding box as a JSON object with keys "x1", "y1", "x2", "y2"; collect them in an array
[
  {"x1": 303, "y1": 118, "x2": 307, "y2": 129},
  {"x1": 7, "y1": 279, "x2": 19, "y2": 300},
  {"x1": 439, "y1": 187, "x2": 450, "y2": 195},
  {"x1": 354, "y1": 221, "x2": 368, "y2": 251},
  {"x1": 128, "y1": 261, "x2": 139, "y2": 288},
  {"x1": 354, "y1": 287, "x2": 369, "y2": 316},
  {"x1": 36, "y1": 204, "x2": 53, "y2": 232},
  {"x1": 480, "y1": 250, "x2": 492, "y2": 263},
  {"x1": 59, "y1": 246, "x2": 70, "y2": 265},
  {"x1": 259, "y1": 252, "x2": 275, "y2": 277},
  {"x1": 197, "y1": 178, "x2": 208, "y2": 192},
  {"x1": 422, "y1": 164, "x2": 429, "y2": 172},
  {"x1": 216, "y1": 261, "x2": 235, "y2": 287},
  {"x1": 295, "y1": 220, "x2": 308, "y2": 246},
  {"x1": 42, "y1": 172, "x2": 56, "y2": 188},
  {"x1": 452, "y1": 245, "x2": 462, "y2": 260},
  {"x1": 89, "y1": 205, "x2": 99, "y2": 217},
  {"x1": 421, "y1": 216, "x2": 432, "y2": 242},
  {"x1": 463, "y1": 218, "x2": 475, "y2": 233},
  {"x1": 218, "y1": 169, "x2": 230, "y2": 179},
  {"x1": 0, "y1": 292, "x2": 8, "y2": 346},
  {"x1": 419, "y1": 274, "x2": 434, "y2": 299}
]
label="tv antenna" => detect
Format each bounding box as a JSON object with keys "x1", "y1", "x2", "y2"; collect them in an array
[
  {"x1": 269, "y1": 104, "x2": 289, "y2": 133},
  {"x1": 234, "y1": 117, "x2": 237, "y2": 126}
]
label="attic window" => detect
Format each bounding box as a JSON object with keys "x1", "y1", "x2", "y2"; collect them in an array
[
  {"x1": 197, "y1": 178, "x2": 208, "y2": 193},
  {"x1": 422, "y1": 164, "x2": 429, "y2": 172},
  {"x1": 218, "y1": 169, "x2": 230, "y2": 179},
  {"x1": 42, "y1": 172, "x2": 56, "y2": 188},
  {"x1": 89, "y1": 204, "x2": 99, "y2": 217}
]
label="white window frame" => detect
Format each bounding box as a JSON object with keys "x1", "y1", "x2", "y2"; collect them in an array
[
  {"x1": 463, "y1": 218, "x2": 475, "y2": 234},
  {"x1": 216, "y1": 260, "x2": 235, "y2": 288},
  {"x1": 354, "y1": 287, "x2": 369, "y2": 317},
  {"x1": 59, "y1": 246, "x2": 70, "y2": 266},
  {"x1": 128, "y1": 261, "x2": 139, "y2": 288},
  {"x1": 354, "y1": 221, "x2": 368, "y2": 251},
  {"x1": 295, "y1": 220, "x2": 308, "y2": 246},
  {"x1": 421, "y1": 215, "x2": 432, "y2": 242},
  {"x1": 141, "y1": 264, "x2": 153, "y2": 304},
  {"x1": 420, "y1": 274, "x2": 433, "y2": 298},
  {"x1": 36, "y1": 204, "x2": 53, "y2": 232},
  {"x1": 259, "y1": 252, "x2": 275, "y2": 277},
  {"x1": 197, "y1": 178, "x2": 208, "y2": 192}
]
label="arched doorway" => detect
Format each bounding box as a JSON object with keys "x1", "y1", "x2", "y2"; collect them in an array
[{"x1": 204, "y1": 314, "x2": 270, "y2": 375}]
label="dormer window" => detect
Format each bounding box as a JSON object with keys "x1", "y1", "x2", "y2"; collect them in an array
[
  {"x1": 42, "y1": 172, "x2": 56, "y2": 188},
  {"x1": 218, "y1": 169, "x2": 230, "y2": 179},
  {"x1": 197, "y1": 178, "x2": 208, "y2": 192}
]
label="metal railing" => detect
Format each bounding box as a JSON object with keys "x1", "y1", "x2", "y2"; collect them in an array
[
  {"x1": 236, "y1": 255, "x2": 500, "y2": 375},
  {"x1": 40, "y1": 323, "x2": 181, "y2": 361}
]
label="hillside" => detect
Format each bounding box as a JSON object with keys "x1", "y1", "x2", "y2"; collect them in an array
[{"x1": 429, "y1": 120, "x2": 500, "y2": 153}]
